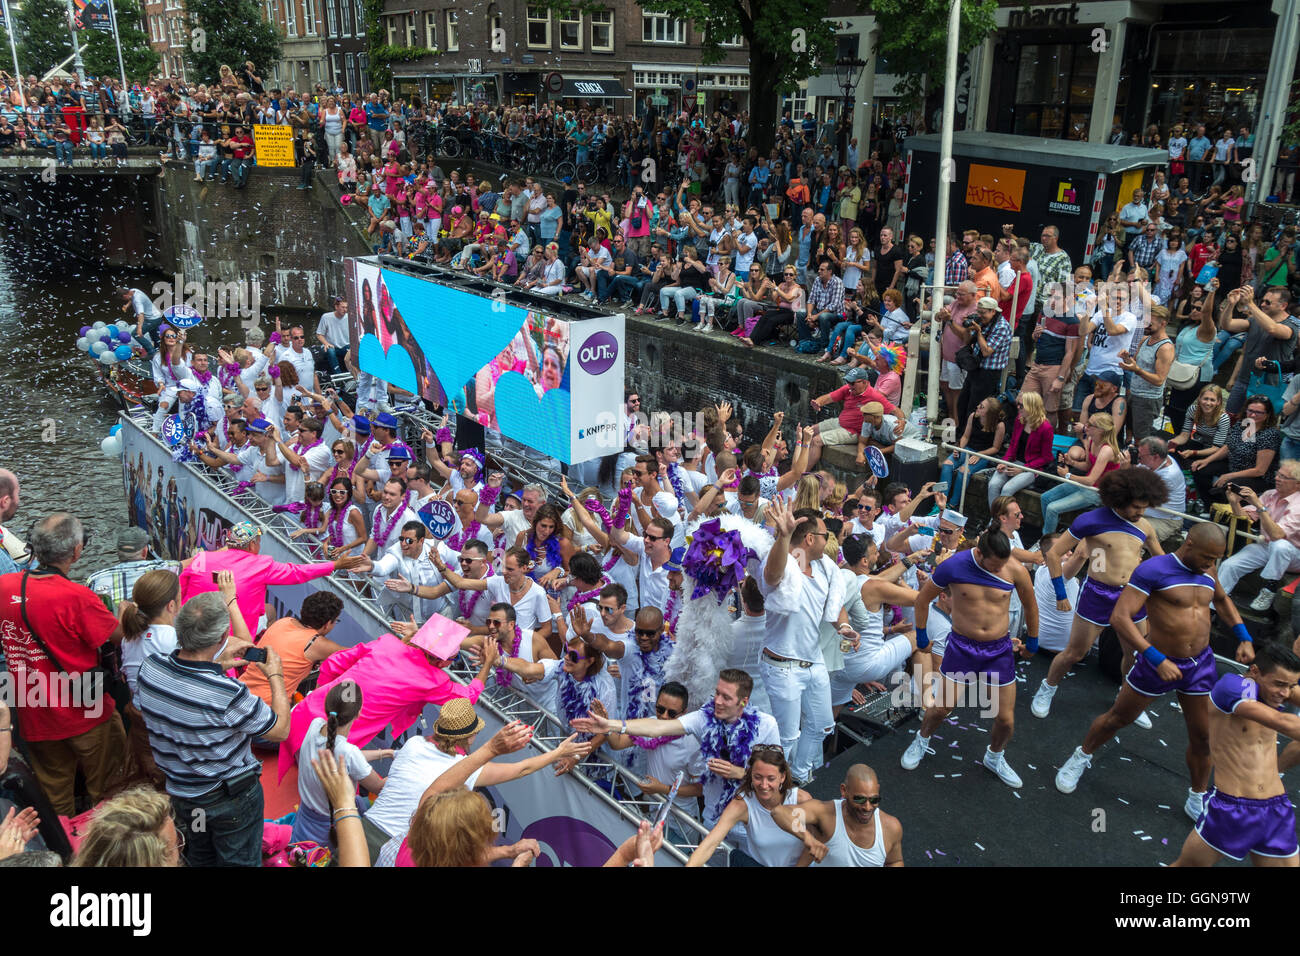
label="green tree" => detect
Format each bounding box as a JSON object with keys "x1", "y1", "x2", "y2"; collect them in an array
[
  {"x1": 83, "y1": 0, "x2": 158, "y2": 82},
  {"x1": 16, "y1": 0, "x2": 73, "y2": 78},
  {"x1": 868, "y1": 0, "x2": 999, "y2": 118},
  {"x1": 186, "y1": 0, "x2": 281, "y2": 84}
]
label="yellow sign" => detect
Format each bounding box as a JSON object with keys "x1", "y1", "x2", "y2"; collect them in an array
[
  {"x1": 965, "y1": 163, "x2": 1026, "y2": 212},
  {"x1": 254, "y1": 125, "x2": 296, "y2": 167}
]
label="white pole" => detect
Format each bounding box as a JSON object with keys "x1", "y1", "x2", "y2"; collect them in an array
[
  {"x1": 1, "y1": 0, "x2": 24, "y2": 108},
  {"x1": 106, "y1": 0, "x2": 129, "y2": 111},
  {"x1": 63, "y1": 0, "x2": 85, "y2": 84},
  {"x1": 927, "y1": 0, "x2": 962, "y2": 433}
]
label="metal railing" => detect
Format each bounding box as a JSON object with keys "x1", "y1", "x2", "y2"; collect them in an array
[{"x1": 122, "y1": 403, "x2": 726, "y2": 864}]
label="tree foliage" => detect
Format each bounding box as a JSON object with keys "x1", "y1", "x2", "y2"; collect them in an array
[
  {"x1": 15, "y1": 0, "x2": 73, "y2": 79},
  {"x1": 868, "y1": 0, "x2": 999, "y2": 112},
  {"x1": 83, "y1": 0, "x2": 159, "y2": 82},
  {"x1": 186, "y1": 0, "x2": 281, "y2": 84}
]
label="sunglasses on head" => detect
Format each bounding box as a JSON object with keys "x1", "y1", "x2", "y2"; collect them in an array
[{"x1": 655, "y1": 703, "x2": 681, "y2": 718}]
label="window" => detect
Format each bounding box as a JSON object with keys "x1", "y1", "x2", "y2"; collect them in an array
[
  {"x1": 782, "y1": 89, "x2": 807, "y2": 119},
  {"x1": 330, "y1": 53, "x2": 341, "y2": 89},
  {"x1": 406, "y1": 11, "x2": 418, "y2": 46},
  {"x1": 590, "y1": 9, "x2": 612, "y2": 51},
  {"x1": 357, "y1": 53, "x2": 370, "y2": 93},
  {"x1": 720, "y1": 34, "x2": 742, "y2": 48},
  {"x1": 559, "y1": 9, "x2": 582, "y2": 50},
  {"x1": 340, "y1": 0, "x2": 351, "y2": 36},
  {"x1": 836, "y1": 35, "x2": 858, "y2": 60},
  {"x1": 354, "y1": 0, "x2": 365, "y2": 36},
  {"x1": 386, "y1": 15, "x2": 398, "y2": 46},
  {"x1": 304, "y1": 0, "x2": 317, "y2": 36},
  {"x1": 325, "y1": 0, "x2": 337, "y2": 36},
  {"x1": 527, "y1": 6, "x2": 551, "y2": 49},
  {"x1": 285, "y1": 0, "x2": 296, "y2": 36},
  {"x1": 490, "y1": 9, "x2": 502, "y2": 50},
  {"x1": 642, "y1": 12, "x2": 684, "y2": 44},
  {"x1": 425, "y1": 12, "x2": 437, "y2": 48},
  {"x1": 445, "y1": 10, "x2": 458, "y2": 51},
  {"x1": 345, "y1": 53, "x2": 358, "y2": 97}
]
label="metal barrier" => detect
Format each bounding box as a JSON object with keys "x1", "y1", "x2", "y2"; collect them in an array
[{"x1": 122, "y1": 404, "x2": 727, "y2": 864}]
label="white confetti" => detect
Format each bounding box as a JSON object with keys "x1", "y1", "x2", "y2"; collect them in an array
[
  {"x1": 1140, "y1": 835, "x2": 1152, "y2": 841},
  {"x1": 1013, "y1": 791, "x2": 1021, "y2": 799},
  {"x1": 974, "y1": 842, "x2": 985, "y2": 851},
  {"x1": 1118, "y1": 797, "x2": 1130, "y2": 805}
]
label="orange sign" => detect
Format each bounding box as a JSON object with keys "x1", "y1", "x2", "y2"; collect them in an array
[{"x1": 965, "y1": 164, "x2": 1026, "y2": 212}]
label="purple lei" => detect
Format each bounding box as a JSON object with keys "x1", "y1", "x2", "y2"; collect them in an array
[
  {"x1": 192, "y1": 368, "x2": 214, "y2": 388},
  {"x1": 625, "y1": 638, "x2": 674, "y2": 722},
  {"x1": 327, "y1": 503, "x2": 351, "y2": 547},
  {"x1": 666, "y1": 464, "x2": 687, "y2": 516},
  {"x1": 494, "y1": 624, "x2": 523, "y2": 686},
  {"x1": 371, "y1": 491, "x2": 413, "y2": 550},
  {"x1": 479, "y1": 485, "x2": 501, "y2": 509},
  {"x1": 302, "y1": 502, "x2": 323, "y2": 529},
  {"x1": 633, "y1": 734, "x2": 674, "y2": 750},
  {"x1": 558, "y1": 671, "x2": 602, "y2": 741},
  {"x1": 601, "y1": 550, "x2": 622, "y2": 573},
  {"x1": 664, "y1": 588, "x2": 682, "y2": 633},
  {"x1": 584, "y1": 497, "x2": 613, "y2": 531},
  {"x1": 526, "y1": 532, "x2": 563, "y2": 575},
  {"x1": 447, "y1": 518, "x2": 482, "y2": 552},
  {"x1": 219, "y1": 362, "x2": 241, "y2": 388},
  {"x1": 457, "y1": 564, "x2": 491, "y2": 620},
  {"x1": 697, "y1": 700, "x2": 761, "y2": 823},
  {"x1": 565, "y1": 577, "x2": 607, "y2": 614},
  {"x1": 612, "y1": 486, "x2": 633, "y2": 529}
]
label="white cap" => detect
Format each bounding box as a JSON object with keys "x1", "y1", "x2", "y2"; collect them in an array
[{"x1": 941, "y1": 509, "x2": 968, "y2": 528}]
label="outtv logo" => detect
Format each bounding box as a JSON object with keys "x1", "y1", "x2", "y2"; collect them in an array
[{"x1": 577, "y1": 331, "x2": 618, "y2": 375}]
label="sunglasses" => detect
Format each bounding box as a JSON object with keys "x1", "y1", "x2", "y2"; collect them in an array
[
  {"x1": 564, "y1": 650, "x2": 588, "y2": 663},
  {"x1": 333, "y1": 448, "x2": 346, "y2": 455},
  {"x1": 256, "y1": 386, "x2": 270, "y2": 392},
  {"x1": 399, "y1": 536, "x2": 421, "y2": 545},
  {"x1": 850, "y1": 794, "x2": 882, "y2": 806},
  {"x1": 655, "y1": 703, "x2": 681, "y2": 718},
  {"x1": 598, "y1": 604, "x2": 619, "y2": 614},
  {"x1": 644, "y1": 534, "x2": 668, "y2": 542},
  {"x1": 329, "y1": 489, "x2": 348, "y2": 496},
  {"x1": 635, "y1": 627, "x2": 659, "y2": 637}
]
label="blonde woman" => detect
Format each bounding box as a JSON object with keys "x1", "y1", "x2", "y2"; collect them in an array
[
  {"x1": 695, "y1": 255, "x2": 738, "y2": 333},
  {"x1": 986, "y1": 391, "x2": 1056, "y2": 503},
  {"x1": 321, "y1": 95, "x2": 345, "y2": 163},
  {"x1": 791, "y1": 473, "x2": 824, "y2": 514},
  {"x1": 1168, "y1": 384, "x2": 1230, "y2": 464},
  {"x1": 842, "y1": 227, "x2": 870, "y2": 295},
  {"x1": 70, "y1": 788, "x2": 181, "y2": 867},
  {"x1": 1039, "y1": 413, "x2": 1124, "y2": 534}
]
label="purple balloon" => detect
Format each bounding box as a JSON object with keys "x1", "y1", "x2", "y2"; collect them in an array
[
  {"x1": 117, "y1": 329, "x2": 132, "y2": 342},
  {"x1": 79, "y1": 325, "x2": 91, "y2": 336}
]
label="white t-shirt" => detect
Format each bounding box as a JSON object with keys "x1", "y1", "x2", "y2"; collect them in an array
[
  {"x1": 757, "y1": 553, "x2": 841, "y2": 663},
  {"x1": 122, "y1": 623, "x2": 178, "y2": 696},
  {"x1": 646, "y1": 734, "x2": 705, "y2": 816},
  {"x1": 734, "y1": 230, "x2": 759, "y2": 273},
  {"x1": 677, "y1": 707, "x2": 781, "y2": 826},
  {"x1": 297, "y1": 717, "x2": 374, "y2": 818},
  {"x1": 485, "y1": 575, "x2": 551, "y2": 632},
  {"x1": 538, "y1": 657, "x2": 619, "y2": 720},
  {"x1": 285, "y1": 442, "x2": 333, "y2": 504},
  {"x1": 621, "y1": 534, "x2": 670, "y2": 612},
  {"x1": 276, "y1": 344, "x2": 317, "y2": 390},
  {"x1": 248, "y1": 446, "x2": 286, "y2": 506},
  {"x1": 1084, "y1": 309, "x2": 1138, "y2": 377},
  {"x1": 365, "y1": 736, "x2": 480, "y2": 839},
  {"x1": 1034, "y1": 565, "x2": 1081, "y2": 652}
]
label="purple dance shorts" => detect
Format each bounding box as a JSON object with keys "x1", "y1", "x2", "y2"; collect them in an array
[
  {"x1": 1125, "y1": 643, "x2": 1217, "y2": 697},
  {"x1": 939, "y1": 631, "x2": 1015, "y2": 687},
  {"x1": 1076, "y1": 576, "x2": 1148, "y2": 627},
  {"x1": 1196, "y1": 789, "x2": 1299, "y2": 861}
]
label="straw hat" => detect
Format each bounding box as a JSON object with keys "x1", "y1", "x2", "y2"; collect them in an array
[{"x1": 434, "y1": 699, "x2": 485, "y2": 738}]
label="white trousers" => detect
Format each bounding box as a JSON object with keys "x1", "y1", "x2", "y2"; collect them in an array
[
  {"x1": 761, "y1": 657, "x2": 833, "y2": 782},
  {"x1": 1217, "y1": 539, "x2": 1300, "y2": 592}
]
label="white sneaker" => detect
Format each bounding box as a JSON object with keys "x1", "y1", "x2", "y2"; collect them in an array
[
  {"x1": 1030, "y1": 679, "x2": 1057, "y2": 719},
  {"x1": 1184, "y1": 788, "x2": 1206, "y2": 821},
  {"x1": 983, "y1": 747, "x2": 1023, "y2": 788},
  {"x1": 1133, "y1": 709, "x2": 1153, "y2": 729},
  {"x1": 1055, "y1": 746, "x2": 1092, "y2": 794},
  {"x1": 1250, "y1": 588, "x2": 1276, "y2": 612},
  {"x1": 900, "y1": 732, "x2": 933, "y2": 771}
]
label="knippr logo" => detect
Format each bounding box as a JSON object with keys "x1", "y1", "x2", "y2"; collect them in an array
[{"x1": 577, "y1": 331, "x2": 618, "y2": 375}]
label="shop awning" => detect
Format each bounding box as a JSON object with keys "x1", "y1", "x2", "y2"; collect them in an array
[{"x1": 561, "y1": 78, "x2": 630, "y2": 98}]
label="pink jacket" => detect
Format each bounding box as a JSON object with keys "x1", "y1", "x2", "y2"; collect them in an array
[
  {"x1": 179, "y1": 548, "x2": 334, "y2": 638},
  {"x1": 277, "y1": 633, "x2": 484, "y2": 780},
  {"x1": 1004, "y1": 418, "x2": 1056, "y2": 472}
]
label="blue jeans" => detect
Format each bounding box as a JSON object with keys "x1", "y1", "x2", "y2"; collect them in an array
[
  {"x1": 1212, "y1": 329, "x2": 1246, "y2": 372},
  {"x1": 321, "y1": 345, "x2": 349, "y2": 375},
  {"x1": 173, "y1": 774, "x2": 265, "y2": 867},
  {"x1": 1283, "y1": 436, "x2": 1300, "y2": 462},
  {"x1": 940, "y1": 454, "x2": 994, "y2": 507},
  {"x1": 88, "y1": 142, "x2": 107, "y2": 160},
  {"x1": 609, "y1": 274, "x2": 648, "y2": 303},
  {"x1": 1073, "y1": 372, "x2": 1097, "y2": 413},
  {"x1": 231, "y1": 158, "x2": 251, "y2": 187},
  {"x1": 1039, "y1": 482, "x2": 1102, "y2": 534},
  {"x1": 54, "y1": 142, "x2": 72, "y2": 164},
  {"x1": 827, "y1": 321, "x2": 862, "y2": 359}
]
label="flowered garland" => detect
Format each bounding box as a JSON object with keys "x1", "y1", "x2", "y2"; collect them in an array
[
  {"x1": 584, "y1": 497, "x2": 613, "y2": 531},
  {"x1": 371, "y1": 491, "x2": 414, "y2": 550},
  {"x1": 479, "y1": 485, "x2": 501, "y2": 509},
  {"x1": 666, "y1": 463, "x2": 687, "y2": 517},
  {"x1": 493, "y1": 624, "x2": 523, "y2": 687},
  {"x1": 446, "y1": 519, "x2": 483, "y2": 552},
  {"x1": 435, "y1": 425, "x2": 452, "y2": 445},
  {"x1": 326, "y1": 503, "x2": 352, "y2": 547},
  {"x1": 457, "y1": 563, "x2": 492, "y2": 620},
  {"x1": 613, "y1": 486, "x2": 633, "y2": 529},
  {"x1": 697, "y1": 701, "x2": 761, "y2": 824},
  {"x1": 664, "y1": 588, "x2": 682, "y2": 634},
  {"x1": 219, "y1": 362, "x2": 241, "y2": 389},
  {"x1": 526, "y1": 532, "x2": 563, "y2": 574},
  {"x1": 625, "y1": 638, "x2": 674, "y2": 722},
  {"x1": 558, "y1": 671, "x2": 602, "y2": 742},
  {"x1": 192, "y1": 367, "x2": 214, "y2": 389},
  {"x1": 565, "y1": 577, "x2": 608, "y2": 614}
]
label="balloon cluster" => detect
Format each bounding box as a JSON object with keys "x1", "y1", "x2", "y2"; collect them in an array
[
  {"x1": 75, "y1": 320, "x2": 140, "y2": 366},
  {"x1": 100, "y1": 423, "x2": 124, "y2": 458}
]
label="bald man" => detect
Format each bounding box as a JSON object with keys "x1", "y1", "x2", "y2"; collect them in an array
[
  {"x1": 0, "y1": 468, "x2": 23, "y2": 573},
  {"x1": 1055, "y1": 524, "x2": 1257, "y2": 821},
  {"x1": 772, "y1": 763, "x2": 903, "y2": 867}
]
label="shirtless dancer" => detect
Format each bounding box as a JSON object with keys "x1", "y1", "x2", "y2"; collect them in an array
[
  {"x1": 1054, "y1": 524, "x2": 1256, "y2": 820},
  {"x1": 901, "y1": 528, "x2": 1039, "y2": 789},
  {"x1": 1171, "y1": 642, "x2": 1300, "y2": 867},
  {"x1": 1031, "y1": 469, "x2": 1168, "y2": 722},
  {"x1": 772, "y1": 763, "x2": 904, "y2": 867}
]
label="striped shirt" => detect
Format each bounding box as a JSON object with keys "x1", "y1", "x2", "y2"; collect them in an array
[
  {"x1": 1180, "y1": 409, "x2": 1230, "y2": 447},
  {"x1": 135, "y1": 651, "x2": 276, "y2": 800},
  {"x1": 87, "y1": 559, "x2": 182, "y2": 610}
]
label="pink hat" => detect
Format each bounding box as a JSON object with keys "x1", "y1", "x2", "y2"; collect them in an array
[
  {"x1": 452, "y1": 205, "x2": 463, "y2": 216},
  {"x1": 409, "y1": 613, "x2": 470, "y2": 660}
]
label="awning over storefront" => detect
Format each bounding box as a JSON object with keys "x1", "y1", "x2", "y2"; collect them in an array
[{"x1": 561, "y1": 78, "x2": 630, "y2": 98}]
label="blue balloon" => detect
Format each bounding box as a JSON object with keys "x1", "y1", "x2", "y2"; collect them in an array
[
  {"x1": 114, "y1": 345, "x2": 132, "y2": 360},
  {"x1": 109, "y1": 423, "x2": 122, "y2": 436}
]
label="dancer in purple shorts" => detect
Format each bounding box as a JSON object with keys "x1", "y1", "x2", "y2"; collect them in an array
[
  {"x1": 1172, "y1": 642, "x2": 1300, "y2": 867},
  {"x1": 1055, "y1": 523, "x2": 1256, "y2": 820},
  {"x1": 1032, "y1": 469, "x2": 1168, "y2": 721},
  {"x1": 901, "y1": 528, "x2": 1039, "y2": 789}
]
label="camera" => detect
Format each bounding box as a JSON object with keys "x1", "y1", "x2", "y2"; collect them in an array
[{"x1": 242, "y1": 647, "x2": 268, "y2": 663}]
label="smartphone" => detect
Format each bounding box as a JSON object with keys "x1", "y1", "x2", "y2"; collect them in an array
[
  {"x1": 918, "y1": 526, "x2": 937, "y2": 537},
  {"x1": 932, "y1": 482, "x2": 949, "y2": 494},
  {"x1": 211, "y1": 571, "x2": 221, "y2": 583},
  {"x1": 243, "y1": 647, "x2": 268, "y2": 663},
  {"x1": 653, "y1": 770, "x2": 686, "y2": 829}
]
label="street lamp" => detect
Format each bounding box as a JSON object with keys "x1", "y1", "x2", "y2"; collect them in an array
[{"x1": 834, "y1": 55, "x2": 866, "y2": 171}]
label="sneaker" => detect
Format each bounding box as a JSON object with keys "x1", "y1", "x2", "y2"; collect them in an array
[
  {"x1": 1055, "y1": 746, "x2": 1092, "y2": 793},
  {"x1": 1184, "y1": 788, "x2": 1206, "y2": 821},
  {"x1": 1030, "y1": 679, "x2": 1057, "y2": 719},
  {"x1": 1250, "y1": 587, "x2": 1276, "y2": 612},
  {"x1": 1133, "y1": 709, "x2": 1153, "y2": 729},
  {"x1": 983, "y1": 747, "x2": 1023, "y2": 788},
  {"x1": 900, "y1": 732, "x2": 933, "y2": 770}
]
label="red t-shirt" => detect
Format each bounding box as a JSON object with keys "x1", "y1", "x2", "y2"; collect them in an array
[
  {"x1": 0, "y1": 572, "x2": 119, "y2": 740},
  {"x1": 827, "y1": 383, "x2": 900, "y2": 435},
  {"x1": 1001, "y1": 271, "x2": 1033, "y2": 327},
  {"x1": 231, "y1": 134, "x2": 253, "y2": 159}
]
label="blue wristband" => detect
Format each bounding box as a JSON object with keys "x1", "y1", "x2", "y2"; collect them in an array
[
  {"x1": 916, "y1": 626, "x2": 930, "y2": 650},
  {"x1": 1025, "y1": 636, "x2": 1039, "y2": 654},
  {"x1": 1051, "y1": 576, "x2": 1067, "y2": 601},
  {"x1": 1142, "y1": 646, "x2": 1167, "y2": 667},
  {"x1": 1233, "y1": 622, "x2": 1253, "y2": 644}
]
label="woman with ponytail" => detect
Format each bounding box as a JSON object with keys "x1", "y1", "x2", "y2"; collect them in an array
[
  {"x1": 291, "y1": 680, "x2": 391, "y2": 846},
  {"x1": 120, "y1": 570, "x2": 182, "y2": 695}
]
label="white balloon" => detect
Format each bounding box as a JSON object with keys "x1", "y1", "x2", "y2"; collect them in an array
[
  {"x1": 91, "y1": 341, "x2": 109, "y2": 355},
  {"x1": 92, "y1": 321, "x2": 106, "y2": 330},
  {"x1": 76, "y1": 336, "x2": 89, "y2": 351},
  {"x1": 115, "y1": 320, "x2": 132, "y2": 331},
  {"x1": 99, "y1": 351, "x2": 118, "y2": 365},
  {"x1": 100, "y1": 436, "x2": 122, "y2": 457}
]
